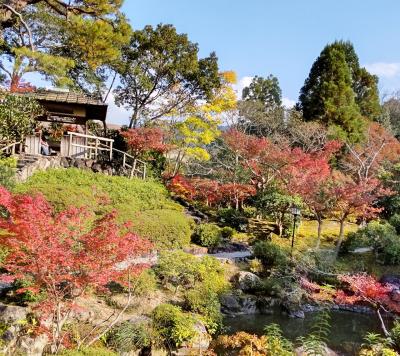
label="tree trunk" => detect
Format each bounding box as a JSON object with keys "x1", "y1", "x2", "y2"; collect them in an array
[
  {"x1": 335, "y1": 219, "x2": 346, "y2": 258},
  {"x1": 316, "y1": 218, "x2": 323, "y2": 250},
  {"x1": 129, "y1": 109, "x2": 140, "y2": 129}
]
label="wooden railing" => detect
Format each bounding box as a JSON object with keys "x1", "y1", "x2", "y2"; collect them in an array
[
  {"x1": 0, "y1": 141, "x2": 23, "y2": 155},
  {"x1": 63, "y1": 132, "x2": 147, "y2": 179},
  {"x1": 112, "y1": 148, "x2": 147, "y2": 179},
  {"x1": 64, "y1": 131, "x2": 114, "y2": 160}
]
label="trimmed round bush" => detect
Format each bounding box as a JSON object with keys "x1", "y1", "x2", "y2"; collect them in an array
[
  {"x1": 389, "y1": 214, "x2": 400, "y2": 234},
  {"x1": 193, "y1": 223, "x2": 221, "y2": 247},
  {"x1": 134, "y1": 209, "x2": 192, "y2": 249},
  {"x1": 253, "y1": 241, "x2": 288, "y2": 268},
  {"x1": 343, "y1": 221, "x2": 400, "y2": 265}
]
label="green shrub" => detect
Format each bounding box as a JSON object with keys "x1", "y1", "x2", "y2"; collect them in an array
[
  {"x1": 217, "y1": 208, "x2": 248, "y2": 231},
  {"x1": 131, "y1": 269, "x2": 157, "y2": 297},
  {"x1": 134, "y1": 209, "x2": 192, "y2": 249},
  {"x1": 155, "y1": 251, "x2": 229, "y2": 293},
  {"x1": 253, "y1": 241, "x2": 288, "y2": 269},
  {"x1": 220, "y1": 226, "x2": 236, "y2": 239},
  {"x1": 391, "y1": 320, "x2": 400, "y2": 348},
  {"x1": 0, "y1": 156, "x2": 16, "y2": 190},
  {"x1": 193, "y1": 223, "x2": 221, "y2": 247},
  {"x1": 152, "y1": 304, "x2": 196, "y2": 347},
  {"x1": 184, "y1": 286, "x2": 222, "y2": 335},
  {"x1": 107, "y1": 321, "x2": 152, "y2": 352},
  {"x1": 343, "y1": 221, "x2": 400, "y2": 265},
  {"x1": 389, "y1": 214, "x2": 400, "y2": 234},
  {"x1": 16, "y1": 168, "x2": 182, "y2": 215}
]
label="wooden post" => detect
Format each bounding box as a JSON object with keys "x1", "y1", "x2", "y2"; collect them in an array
[
  {"x1": 109, "y1": 141, "x2": 113, "y2": 161},
  {"x1": 143, "y1": 163, "x2": 147, "y2": 180},
  {"x1": 122, "y1": 153, "x2": 126, "y2": 168},
  {"x1": 131, "y1": 159, "x2": 137, "y2": 179},
  {"x1": 95, "y1": 139, "x2": 98, "y2": 160},
  {"x1": 68, "y1": 133, "x2": 72, "y2": 157}
]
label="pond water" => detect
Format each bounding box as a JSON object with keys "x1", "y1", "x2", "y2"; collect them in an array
[{"x1": 223, "y1": 309, "x2": 390, "y2": 355}]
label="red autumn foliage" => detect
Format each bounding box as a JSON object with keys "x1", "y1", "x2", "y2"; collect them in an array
[
  {"x1": 219, "y1": 183, "x2": 256, "y2": 209},
  {"x1": 121, "y1": 127, "x2": 168, "y2": 158},
  {"x1": 165, "y1": 174, "x2": 195, "y2": 200},
  {"x1": 165, "y1": 173, "x2": 256, "y2": 209},
  {"x1": 190, "y1": 178, "x2": 222, "y2": 206},
  {"x1": 336, "y1": 274, "x2": 400, "y2": 314},
  {"x1": 222, "y1": 129, "x2": 292, "y2": 189},
  {"x1": 0, "y1": 187, "x2": 153, "y2": 347},
  {"x1": 331, "y1": 173, "x2": 391, "y2": 222}
]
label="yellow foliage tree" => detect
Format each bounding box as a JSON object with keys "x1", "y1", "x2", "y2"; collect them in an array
[{"x1": 169, "y1": 71, "x2": 237, "y2": 175}]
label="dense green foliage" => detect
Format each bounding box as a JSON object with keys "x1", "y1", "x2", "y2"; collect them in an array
[
  {"x1": 155, "y1": 251, "x2": 228, "y2": 292},
  {"x1": 16, "y1": 169, "x2": 192, "y2": 248},
  {"x1": 152, "y1": 304, "x2": 196, "y2": 348},
  {"x1": 242, "y1": 75, "x2": 282, "y2": 108},
  {"x1": 193, "y1": 223, "x2": 222, "y2": 247},
  {"x1": 343, "y1": 221, "x2": 400, "y2": 265},
  {"x1": 155, "y1": 251, "x2": 228, "y2": 334},
  {"x1": 115, "y1": 24, "x2": 220, "y2": 128},
  {"x1": 299, "y1": 41, "x2": 380, "y2": 142},
  {"x1": 253, "y1": 241, "x2": 289, "y2": 269},
  {"x1": 59, "y1": 347, "x2": 118, "y2": 356},
  {"x1": 0, "y1": 156, "x2": 16, "y2": 190},
  {"x1": 134, "y1": 209, "x2": 192, "y2": 249},
  {"x1": 0, "y1": 95, "x2": 42, "y2": 142}
]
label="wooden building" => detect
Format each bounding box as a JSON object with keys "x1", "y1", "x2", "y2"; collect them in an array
[{"x1": 19, "y1": 91, "x2": 108, "y2": 156}]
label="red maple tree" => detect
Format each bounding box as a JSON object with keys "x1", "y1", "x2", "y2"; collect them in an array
[
  {"x1": 0, "y1": 187, "x2": 152, "y2": 351},
  {"x1": 330, "y1": 172, "x2": 392, "y2": 256},
  {"x1": 121, "y1": 127, "x2": 168, "y2": 158},
  {"x1": 336, "y1": 274, "x2": 400, "y2": 336},
  {"x1": 284, "y1": 141, "x2": 341, "y2": 248}
]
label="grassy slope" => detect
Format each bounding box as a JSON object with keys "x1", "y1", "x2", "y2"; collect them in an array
[{"x1": 15, "y1": 168, "x2": 193, "y2": 249}]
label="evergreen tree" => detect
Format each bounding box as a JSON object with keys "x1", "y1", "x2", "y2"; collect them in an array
[
  {"x1": 0, "y1": 0, "x2": 129, "y2": 95},
  {"x1": 299, "y1": 41, "x2": 381, "y2": 141},
  {"x1": 240, "y1": 74, "x2": 284, "y2": 138},
  {"x1": 242, "y1": 75, "x2": 282, "y2": 108}
]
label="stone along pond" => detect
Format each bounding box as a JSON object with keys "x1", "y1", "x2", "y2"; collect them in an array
[{"x1": 223, "y1": 309, "x2": 391, "y2": 355}]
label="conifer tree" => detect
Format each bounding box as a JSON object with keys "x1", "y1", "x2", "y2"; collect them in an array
[{"x1": 299, "y1": 41, "x2": 381, "y2": 142}]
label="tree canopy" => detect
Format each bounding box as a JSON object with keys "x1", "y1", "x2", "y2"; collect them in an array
[
  {"x1": 299, "y1": 41, "x2": 381, "y2": 142},
  {"x1": 0, "y1": 0, "x2": 130, "y2": 95},
  {"x1": 114, "y1": 24, "x2": 221, "y2": 128}
]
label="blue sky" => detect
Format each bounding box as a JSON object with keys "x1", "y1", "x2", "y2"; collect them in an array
[
  {"x1": 122, "y1": 0, "x2": 400, "y2": 105},
  {"x1": 26, "y1": 0, "x2": 400, "y2": 123}
]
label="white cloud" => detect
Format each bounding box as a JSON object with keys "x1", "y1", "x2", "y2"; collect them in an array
[
  {"x1": 233, "y1": 76, "x2": 254, "y2": 99},
  {"x1": 282, "y1": 97, "x2": 296, "y2": 108},
  {"x1": 364, "y1": 62, "x2": 400, "y2": 78}
]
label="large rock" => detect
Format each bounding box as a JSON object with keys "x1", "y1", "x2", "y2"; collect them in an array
[
  {"x1": 0, "y1": 303, "x2": 28, "y2": 324},
  {"x1": 17, "y1": 334, "x2": 49, "y2": 356},
  {"x1": 220, "y1": 292, "x2": 258, "y2": 315},
  {"x1": 380, "y1": 275, "x2": 400, "y2": 303},
  {"x1": 232, "y1": 271, "x2": 262, "y2": 292},
  {"x1": 175, "y1": 320, "x2": 211, "y2": 355}
]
